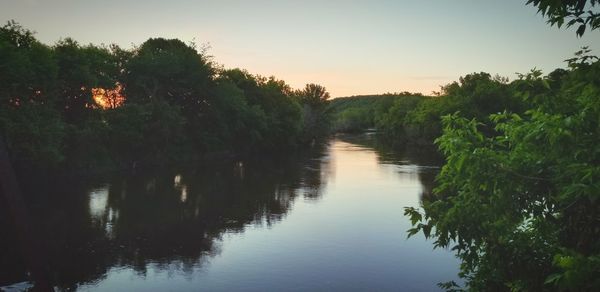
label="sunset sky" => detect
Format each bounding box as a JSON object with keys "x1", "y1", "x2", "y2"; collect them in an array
[{"x1": 2, "y1": 0, "x2": 599, "y2": 97}]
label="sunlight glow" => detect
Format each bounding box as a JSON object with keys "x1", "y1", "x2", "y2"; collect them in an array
[{"x1": 92, "y1": 83, "x2": 125, "y2": 109}]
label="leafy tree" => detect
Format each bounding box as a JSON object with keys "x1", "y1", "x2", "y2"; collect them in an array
[
  {"x1": 375, "y1": 74, "x2": 522, "y2": 146},
  {"x1": 295, "y1": 84, "x2": 331, "y2": 142},
  {"x1": 211, "y1": 78, "x2": 268, "y2": 152},
  {"x1": 526, "y1": 0, "x2": 600, "y2": 36},
  {"x1": 54, "y1": 39, "x2": 118, "y2": 123},
  {"x1": 124, "y1": 38, "x2": 222, "y2": 152},
  {"x1": 0, "y1": 104, "x2": 65, "y2": 170},
  {"x1": 405, "y1": 55, "x2": 600, "y2": 291},
  {"x1": 334, "y1": 107, "x2": 371, "y2": 133},
  {"x1": 0, "y1": 21, "x2": 315, "y2": 175},
  {"x1": 124, "y1": 38, "x2": 213, "y2": 110},
  {"x1": 220, "y1": 69, "x2": 303, "y2": 149},
  {"x1": 51, "y1": 39, "x2": 122, "y2": 170},
  {"x1": 0, "y1": 21, "x2": 57, "y2": 106},
  {"x1": 0, "y1": 21, "x2": 65, "y2": 170},
  {"x1": 260, "y1": 77, "x2": 303, "y2": 148},
  {"x1": 105, "y1": 100, "x2": 186, "y2": 166},
  {"x1": 296, "y1": 83, "x2": 330, "y2": 108},
  {"x1": 329, "y1": 93, "x2": 420, "y2": 134},
  {"x1": 376, "y1": 95, "x2": 429, "y2": 141}
]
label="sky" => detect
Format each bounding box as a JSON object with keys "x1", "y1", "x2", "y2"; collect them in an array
[{"x1": 1, "y1": 0, "x2": 599, "y2": 97}]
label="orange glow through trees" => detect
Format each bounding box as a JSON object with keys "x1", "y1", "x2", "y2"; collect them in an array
[{"x1": 91, "y1": 84, "x2": 125, "y2": 109}]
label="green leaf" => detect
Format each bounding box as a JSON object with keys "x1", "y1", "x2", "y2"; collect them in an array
[
  {"x1": 422, "y1": 224, "x2": 432, "y2": 238},
  {"x1": 544, "y1": 273, "x2": 562, "y2": 285},
  {"x1": 407, "y1": 227, "x2": 420, "y2": 238}
]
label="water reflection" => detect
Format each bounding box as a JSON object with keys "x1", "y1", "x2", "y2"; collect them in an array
[
  {"x1": 335, "y1": 133, "x2": 442, "y2": 201},
  {"x1": 0, "y1": 143, "x2": 331, "y2": 290},
  {"x1": 88, "y1": 186, "x2": 109, "y2": 221},
  {"x1": 0, "y1": 134, "x2": 458, "y2": 291}
]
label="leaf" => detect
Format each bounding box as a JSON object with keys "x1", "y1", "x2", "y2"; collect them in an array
[
  {"x1": 407, "y1": 227, "x2": 420, "y2": 238},
  {"x1": 576, "y1": 24, "x2": 586, "y2": 37},
  {"x1": 456, "y1": 155, "x2": 466, "y2": 171},
  {"x1": 567, "y1": 19, "x2": 578, "y2": 27},
  {"x1": 544, "y1": 273, "x2": 562, "y2": 285},
  {"x1": 422, "y1": 224, "x2": 432, "y2": 239},
  {"x1": 410, "y1": 212, "x2": 422, "y2": 225}
]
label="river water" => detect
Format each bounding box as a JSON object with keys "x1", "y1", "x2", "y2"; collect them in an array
[{"x1": 0, "y1": 134, "x2": 459, "y2": 291}]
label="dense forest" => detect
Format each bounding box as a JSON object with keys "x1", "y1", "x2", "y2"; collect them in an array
[
  {"x1": 330, "y1": 73, "x2": 533, "y2": 146},
  {"x1": 328, "y1": 92, "x2": 424, "y2": 133},
  {"x1": 0, "y1": 21, "x2": 331, "y2": 175}
]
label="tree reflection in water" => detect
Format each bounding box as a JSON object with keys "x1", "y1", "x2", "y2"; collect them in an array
[
  {"x1": 0, "y1": 142, "x2": 332, "y2": 290},
  {"x1": 0, "y1": 135, "x2": 446, "y2": 290}
]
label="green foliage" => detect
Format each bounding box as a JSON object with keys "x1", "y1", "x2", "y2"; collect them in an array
[
  {"x1": 0, "y1": 22, "x2": 322, "y2": 174},
  {"x1": 375, "y1": 74, "x2": 523, "y2": 146},
  {"x1": 258, "y1": 77, "x2": 303, "y2": 148},
  {"x1": 329, "y1": 93, "x2": 422, "y2": 133},
  {"x1": 62, "y1": 112, "x2": 113, "y2": 171},
  {"x1": 0, "y1": 21, "x2": 57, "y2": 105},
  {"x1": 526, "y1": 0, "x2": 599, "y2": 36},
  {"x1": 105, "y1": 100, "x2": 186, "y2": 165},
  {"x1": 124, "y1": 38, "x2": 214, "y2": 108},
  {"x1": 406, "y1": 56, "x2": 600, "y2": 291},
  {"x1": 211, "y1": 78, "x2": 268, "y2": 151},
  {"x1": 0, "y1": 104, "x2": 65, "y2": 168},
  {"x1": 297, "y1": 83, "x2": 330, "y2": 108},
  {"x1": 219, "y1": 69, "x2": 303, "y2": 149},
  {"x1": 295, "y1": 83, "x2": 331, "y2": 142},
  {"x1": 53, "y1": 38, "x2": 119, "y2": 123},
  {"x1": 0, "y1": 21, "x2": 64, "y2": 169},
  {"x1": 334, "y1": 107, "x2": 372, "y2": 133}
]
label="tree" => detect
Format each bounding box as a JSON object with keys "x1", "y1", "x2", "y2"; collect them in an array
[
  {"x1": 405, "y1": 55, "x2": 600, "y2": 291},
  {"x1": 123, "y1": 38, "x2": 221, "y2": 152},
  {"x1": 0, "y1": 21, "x2": 57, "y2": 106},
  {"x1": 374, "y1": 73, "x2": 522, "y2": 146},
  {"x1": 0, "y1": 104, "x2": 65, "y2": 170},
  {"x1": 211, "y1": 77, "x2": 268, "y2": 152},
  {"x1": 54, "y1": 39, "x2": 119, "y2": 123},
  {"x1": 124, "y1": 38, "x2": 214, "y2": 111},
  {"x1": 297, "y1": 83, "x2": 330, "y2": 108},
  {"x1": 0, "y1": 22, "x2": 311, "y2": 174},
  {"x1": 0, "y1": 21, "x2": 65, "y2": 170},
  {"x1": 219, "y1": 69, "x2": 303, "y2": 149},
  {"x1": 295, "y1": 84, "x2": 331, "y2": 142},
  {"x1": 105, "y1": 100, "x2": 186, "y2": 166},
  {"x1": 526, "y1": 0, "x2": 600, "y2": 36}
]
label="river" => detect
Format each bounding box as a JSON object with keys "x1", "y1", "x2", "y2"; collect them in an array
[{"x1": 0, "y1": 133, "x2": 460, "y2": 291}]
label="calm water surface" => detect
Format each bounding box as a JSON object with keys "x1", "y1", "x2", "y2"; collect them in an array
[{"x1": 0, "y1": 134, "x2": 459, "y2": 291}]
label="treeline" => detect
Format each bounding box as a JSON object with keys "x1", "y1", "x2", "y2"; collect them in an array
[
  {"x1": 331, "y1": 71, "x2": 562, "y2": 146},
  {"x1": 0, "y1": 21, "x2": 331, "y2": 173},
  {"x1": 377, "y1": 72, "x2": 532, "y2": 145},
  {"x1": 328, "y1": 92, "x2": 423, "y2": 133}
]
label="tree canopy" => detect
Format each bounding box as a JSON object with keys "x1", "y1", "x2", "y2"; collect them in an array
[{"x1": 0, "y1": 22, "x2": 331, "y2": 174}]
